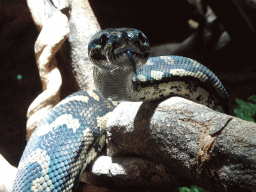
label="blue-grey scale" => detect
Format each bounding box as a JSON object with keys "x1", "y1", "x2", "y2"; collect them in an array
[{"x1": 13, "y1": 28, "x2": 232, "y2": 191}]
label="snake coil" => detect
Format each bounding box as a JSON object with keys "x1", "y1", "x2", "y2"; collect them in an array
[{"x1": 13, "y1": 28, "x2": 232, "y2": 191}]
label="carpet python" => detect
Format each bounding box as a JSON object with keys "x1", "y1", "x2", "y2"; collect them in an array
[{"x1": 13, "y1": 28, "x2": 232, "y2": 191}]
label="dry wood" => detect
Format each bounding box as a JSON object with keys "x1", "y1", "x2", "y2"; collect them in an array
[{"x1": 80, "y1": 97, "x2": 256, "y2": 192}]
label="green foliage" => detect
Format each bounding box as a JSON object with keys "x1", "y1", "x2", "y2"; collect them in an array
[
  {"x1": 179, "y1": 185, "x2": 207, "y2": 192},
  {"x1": 234, "y1": 95, "x2": 256, "y2": 122}
]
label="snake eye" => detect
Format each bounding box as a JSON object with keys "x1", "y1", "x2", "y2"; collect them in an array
[{"x1": 100, "y1": 34, "x2": 108, "y2": 46}]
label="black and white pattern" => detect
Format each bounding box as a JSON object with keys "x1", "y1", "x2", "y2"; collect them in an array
[{"x1": 13, "y1": 91, "x2": 115, "y2": 191}]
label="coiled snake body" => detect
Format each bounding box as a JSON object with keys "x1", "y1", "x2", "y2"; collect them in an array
[{"x1": 13, "y1": 28, "x2": 232, "y2": 191}]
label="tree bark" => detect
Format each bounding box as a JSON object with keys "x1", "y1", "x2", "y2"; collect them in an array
[{"x1": 80, "y1": 97, "x2": 256, "y2": 192}]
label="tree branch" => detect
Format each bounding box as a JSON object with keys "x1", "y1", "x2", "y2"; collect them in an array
[{"x1": 80, "y1": 97, "x2": 256, "y2": 192}]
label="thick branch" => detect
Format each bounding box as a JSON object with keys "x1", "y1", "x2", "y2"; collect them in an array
[
  {"x1": 26, "y1": 0, "x2": 71, "y2": 139},
  {"x1": 67, "y1": 0, "x2": 101, "y2": 90},
  {"x1": 81, "y1": 97, "x2": 256, "y2": 192}
]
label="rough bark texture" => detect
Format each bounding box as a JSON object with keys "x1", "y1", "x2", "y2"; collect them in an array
[
  {"x1": 81, "y1": 156, "x2": 174, "y2": 189},
  {"x1": 0, "y1": 155, "x2": 17, "y2": 192},
  {"x1": 67, "y1": 0, "x2": 101, "y2": 91},
  {"x1": 83, "y1": 97, "x2": 255, "y2": 192},
  {"x1": 25, "y1": 2, "x2": 70, "y2": 139}
]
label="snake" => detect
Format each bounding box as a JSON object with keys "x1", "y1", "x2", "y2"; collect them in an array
[{"x1": 12, "y1": 28, "x2": 232, "y2": 191}]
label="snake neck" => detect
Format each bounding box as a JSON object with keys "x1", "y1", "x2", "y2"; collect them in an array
[
  {"x1": 94, "y1": 66, "x2": 140, "y2": 101},
  {"x1": 93, "y1": 55, "x2": 232, "y2": 114}
]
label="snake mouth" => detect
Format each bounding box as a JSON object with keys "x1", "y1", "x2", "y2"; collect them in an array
[
  {"x1": 109, "y1": 50, "x2": 143, "y2": 61},
  {"x1": 108, "y1": 50, "x2": 142, "y2": 74}
]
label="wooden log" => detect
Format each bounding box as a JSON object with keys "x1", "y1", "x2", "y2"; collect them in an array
[{"x1": 81, "y1": 97, "x2": 256, "y2": 192}]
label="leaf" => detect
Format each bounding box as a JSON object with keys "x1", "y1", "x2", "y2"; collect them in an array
[
  {"x1": 190, "y1": 185, "x2": 207, "y2": 192},
  {"x1": 179, "y1": 187, "x2": 191, "y2": 192},
  {"x1": 234, "y1": 107, "x2": 246, "y2": 118},
  {"x1": 234, "y1": 98, "x2": 256, "y2": 121},
  {"x1": 179, "y1": 185, "x2": 207, "y2": 192},
  {"x1": 248, "y1": 95, "x2": 256, "y2": 103},
  {"x1": 236, "y1": 99, "x2": 256, "y2": 111},
  {"x1": 239, "y1": 116, "x2": 255, "y2": 123},
  {"x1": 235, "y1": 98, "x2": 246, "y2": 107}
]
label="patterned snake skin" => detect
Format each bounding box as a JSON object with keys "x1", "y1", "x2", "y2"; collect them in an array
[{"x1": 13, "y1": 28, "x2": 232, "y2": 191}]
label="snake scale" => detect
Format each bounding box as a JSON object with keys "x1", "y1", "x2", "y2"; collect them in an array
[{"x1": 13, "y1": 28, "x2": 232, "y2": 191}]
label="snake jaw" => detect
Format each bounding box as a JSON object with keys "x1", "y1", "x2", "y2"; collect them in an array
[
  {"x1": 106, "y1": 50, "x2": 144, "y2": 75},
  {"x1": 112, "y1": 41, "x2": 142, "y2": 74}
]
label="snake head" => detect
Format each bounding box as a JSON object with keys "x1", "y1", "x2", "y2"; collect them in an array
[{"x1": 88, "y1": 28, "x2": 151, "y2": 74}]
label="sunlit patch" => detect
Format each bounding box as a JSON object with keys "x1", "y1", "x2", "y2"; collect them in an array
[
  {"x1": 146, "y1": 60, "x2": 155, "y2": 65},
  {"x1": 151, "y1": 71, "x2": 163, "y2": 80},
  {"x1": 87, "y1": 90, "x2": 100, "y2": 101},
  {"x1": 36, "y1": 114, "x2": 80, "y2": 136},
  {"x1": 96, "y1": 112, "x2": 112, "y2": 131},
  {"x1": 137, "y1": 75, "x2": 147, "y2": 82},
  {"x1": 82, "y1": 106, "x2": 96, "y2": 119},
  {"x1": 168, "y1": 69, "x2": 209, "y2": 83},
  {"x1": 82, "y1": 127, "x2": 94, "y2": 138},
  {"x1": 79, "y1": 134, "x2": 106, "y2": 179},
  {"x1": 59, "y1": 96, "x2": 89, "y2": 106},
  {"x1": 169, "y1": 69, "x2": 187, "y2": 76},
  {"x1": 19, "y1": 148, "x2": 53, "y2": 191},
  {"x1": 159, "y1": 56, "x2": 175, "y2": 65}
]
